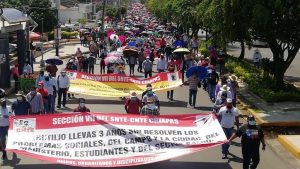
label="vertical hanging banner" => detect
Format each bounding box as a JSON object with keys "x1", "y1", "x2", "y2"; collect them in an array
[
  {"x1": 67, "y1": 71, "x2": 182, "y2": 97},
  {"x1": 6, "y1": 113, "x2": 226, "y2": 167}
]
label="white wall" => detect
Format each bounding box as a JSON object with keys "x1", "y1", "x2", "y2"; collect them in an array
[{"x1": 59, "y1": 8, "x2": 84, "y2": 24}]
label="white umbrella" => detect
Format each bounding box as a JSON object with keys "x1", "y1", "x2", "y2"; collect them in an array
[{"x1": 110, "y1": 34, "x2": 119, "y2": 40}]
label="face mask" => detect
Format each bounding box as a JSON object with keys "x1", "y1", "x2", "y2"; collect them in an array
[
  {"x1": 31, "y1": 91, "x2": 35, "y2": 94},
  {"x1": 147, "y1": 87, "x2": 152, "y2": 91},
  {"x1": 38, "y1": 86, "x2": 43, "y2": 89},
  {"x1": 79, "y1": 103, "x2": 85, "y2": 107},
  {"x1": 226, "y1": 105, "x2": 233, "y2": 109},
  {"x1": 62, "y1": 73, "x2": 66, "y2": 76},
  {"x1": 248, "y1": 121, "x2": 256, "y2": 126},
  {"x1": 17, "y1": 96, "x2": 23, "y2": 101}
]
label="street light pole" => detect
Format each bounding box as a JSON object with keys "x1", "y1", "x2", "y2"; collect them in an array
[
  {"x1": 55, "y1": 8, "x2": 59, "y2": 56},
  {"x1": 101, "y1": 0, "x2": 106, "y2": 33}
]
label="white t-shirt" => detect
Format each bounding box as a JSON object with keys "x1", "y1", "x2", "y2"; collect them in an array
[
  {"x1": 0, "y1": 106, "x2": 12, "y2": 127},
  {"x1": 218, "y1": 106, "x2": 238, "y2": 128}
]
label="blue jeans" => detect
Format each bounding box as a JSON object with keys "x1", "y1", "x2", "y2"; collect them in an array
[
  {"x1": 208, "y1": 83, "x2": 216, "y2": 100},
  {"x1": 48, "y1": 94, "x2": 55, "y2": 113},
  {"x1": 222, "y1": 127, "x2": 233, "y2": 155},
  {"x1": 189, "y1": 89, "x2": 198, "y2": 106},
  {"x1": 0, "y1": 126, "x2": 8, "y2": 150}
]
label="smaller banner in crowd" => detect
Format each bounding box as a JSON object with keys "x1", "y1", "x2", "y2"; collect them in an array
[
  {"x1": 67, "y1": 71, "x2": 182, "y2": 97},
  {"x1": 7, "y1": 113, "x2": 226, "y2": 167}
]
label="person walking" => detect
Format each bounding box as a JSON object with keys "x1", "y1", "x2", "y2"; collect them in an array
[
  {"x1": 73, "y1": 98, "x2": 90, "y2": 112},
  {"x1": 140, "y1": 97, "x2": 160, "y2": 116},
  {"x1": 228, "y1": 116, "x2": 266, "y2": 169},
  {"x1": 156, "y1": 54, "x2": 167, "y2": 73},
  {"x1": 186, "y1": 72, "x2": 200, "y2": 108},
  {"x1": 44, "y1": 76, "x2": 56, "y2": 113},
  {"x1": 88, "y1": 54, "x2": 96, "y2": 74},
  {"x1": 0, "y1": 98, "x2": 13, "y2": 160},
  {"x1": 125, "y1": 91, "x2": 142, "y2": 114},
  {"x1": 138, "y1": 48, "x2": 145, "y2": 72},
  {"x1": 252, "y1": 49, "x2": 262, "y2": 69},
  {"x1": 11, "y1": 64, "x2": 20, "y2": 92},
  {"x1": 142, "y1": 57, "x2": 153, "y2": 78},
  {"x1": 229, "y1": 75, "x2": 239, "y2": 106},
  {"x1": 36, "y1": 82, "x2": 49, "y2": 114},
  {"x1": 217, "y1": 98, "x2": 240, "y2": 159},
  {"x1": 26, "y1": 86, "x2": 44, "y2": 115},
  {"x1": 128, "y1": 55, "x2": 137, "y2": 76},
  {"x1": 57, "y1": 70, "x2": 70, "y2": 109},
  {"x1": 167, "y1": 60, "x2": 176, "y2": 101},
  {"x1": 207, "y1": 68, "x2": 219, "y2": 102},
  {"x1": 11, "y1": 91, "x2": 31, "y2": 116},
  {"x1": 23, "y1": 61, "x2": 33, "y2": 75}
]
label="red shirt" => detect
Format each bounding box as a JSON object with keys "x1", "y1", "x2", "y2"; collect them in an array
[
  {"x1": 73, "y1": 106, "x2": 90, "y2": 112},
  {"x1": 125, "y1": 98, "x2": 142, "y2": 114},
  {"x1": 36, "y1": 88, "x2": 49, "y2": 103}
]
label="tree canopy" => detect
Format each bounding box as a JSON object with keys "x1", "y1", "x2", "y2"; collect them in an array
[
  {"x1": 147, "y1": 0, "x2": 300, "y2": 89},
  {"x1": 0, "y1": 0, "x2": 57, "y2": 33}
]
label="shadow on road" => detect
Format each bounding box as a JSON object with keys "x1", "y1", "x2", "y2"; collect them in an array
[{"x1": 3, "y1": 160, "x2": 233, "y2": 169}]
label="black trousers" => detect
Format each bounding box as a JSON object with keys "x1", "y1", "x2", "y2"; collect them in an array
[
  {"x1": 89, "y1": 66, "x2": 94, "y2": 74},
  {"x1": 129, "y1": 64, "x2": 135, "y2": 75},
  {"x1": 167, "y1": 90, "x2": 174, "y2": 99},
  {"x1": 144, "y1": 71, "x2": 152, "y2": 78},
  {"x1": 243, "y1": 150, "x2": 260, "y2": 169},
  {"x1": 58, "y1": 88, "x2": 67, "y2": 107},
  {"x1": 100, "y1": 65, "x2": 105, "y2": 74}
]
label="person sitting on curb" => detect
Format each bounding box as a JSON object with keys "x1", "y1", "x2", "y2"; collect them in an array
[
  {"x1": 140, "y1": 97, "x2": 160, "y2": 116},
  {"x1": 125, "y1": 91, "x2": 142, "y2": 114},
  {"x1": 73, "y1": 98, "x2": 90, "y2": 112}
]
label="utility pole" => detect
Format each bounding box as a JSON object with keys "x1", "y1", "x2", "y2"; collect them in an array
[{"x1": 101, "y1": 0, "x2": 106, "y2": 33}]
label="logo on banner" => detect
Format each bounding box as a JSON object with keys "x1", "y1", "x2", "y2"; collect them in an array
[
  {"x1": 168, "y1": 73, "x2": 178, "y2": 81},
  {"x1": 13, "y1": 118, "x2": 36, "y2": 132}
]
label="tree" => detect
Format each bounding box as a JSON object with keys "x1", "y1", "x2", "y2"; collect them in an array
[
  {"x1": 0, "y1": 0, "x2": 57, "y2": 33},
  {"x1": 249, "y1": 0, "x2": 300, "y2": 89}
]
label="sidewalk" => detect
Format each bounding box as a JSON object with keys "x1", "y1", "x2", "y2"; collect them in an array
[
  {"x1": 33, "y1": 43, "x2": 90, "y2": 72},
  {"x1": 237, "y1": 80, "x2": 300, "y2": 126}
]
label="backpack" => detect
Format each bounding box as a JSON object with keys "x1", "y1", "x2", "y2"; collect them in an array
[{"x1": 208, "y1": 72, "x2": 218, "y2": 85}]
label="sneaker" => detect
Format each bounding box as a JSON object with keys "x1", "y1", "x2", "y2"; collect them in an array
[
  {"x1": 63, "y1": 105, "x2": 67, "y2": 108},
  {"x1": 56, "y1": 105, "x2": 61, "y2": 109},
  {"x1": 222, "y1": 154, "x2": 227, "y2": 159}
]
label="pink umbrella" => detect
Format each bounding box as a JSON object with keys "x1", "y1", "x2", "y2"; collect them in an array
[
  {"x1": 104, "y1": 55, "x2": 124, "y2": 65},
  {"x1": 107, "y1": 51, "x2": 123, "y2": 58},
  {"x1": 118, "y1": 35, "x2": 127, "y2": 45}
]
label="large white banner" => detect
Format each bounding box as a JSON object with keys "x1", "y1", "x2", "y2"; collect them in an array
[{"x1": 7, "y1": 113, "x2": 226, "y2": 167}]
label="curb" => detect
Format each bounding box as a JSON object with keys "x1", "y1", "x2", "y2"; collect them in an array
[
  {"x1": 237, "y1": 98, "x2": 300, "y2": 127},
  {"x1": 278, "y1": 135, "x2": 300, "y2": 160}
]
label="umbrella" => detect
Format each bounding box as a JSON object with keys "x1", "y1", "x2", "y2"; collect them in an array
[
  {"x1": 125, "y1": 31, "x2": 134, "y2": 35},
  {"x1": 186, "y1": 66, "x2": 208, "y2": 80},
  {"x1": 147, "y1": 31, "x2": 153, "y2": 35},
  {"x1": 123, "y1": 48, "x2": 139, "y2": 57},
  {"x1": 107, "y1": 51, "x2": 123, "y2": 57},
  {"x1": 128, "y1": 41, "x2": 137, "y2": 47},
  {"x1": 110, "y1": 34, "x2": 119, "y2": 40},
  {"x1": 104, "y1": 56, "x2": 124, "y2": 65},
  {"x1": 30, "y1": 32, "x2": 41, "y2": 41},
  {"x1": 173, "y1": 48, "x2": 190, "y2": 54},
  {"x1": 46, "y1": 56, "x2": 63, "y2": 65}
]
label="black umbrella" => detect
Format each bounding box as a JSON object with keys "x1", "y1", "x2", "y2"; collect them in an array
[
  {"x1": 46, "y1": 57, "x2": 63, "y2": 65},
  {"x1": 123, "y1": 48, "x2": 139, "y2": 57}
]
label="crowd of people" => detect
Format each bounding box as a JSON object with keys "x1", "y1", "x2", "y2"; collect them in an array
[{"x1": 0, "y1": 3, "x2": 267, "y2": 169}]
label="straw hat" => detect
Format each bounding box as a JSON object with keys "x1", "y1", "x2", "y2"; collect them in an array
[
  {"x1": 220, "y1": 85, "x2": 230, "y2": 91},
  {"x1": 229, "y1": 75, "x2": 237, "y2": 81},
  {"x1": 16, "y1": 91, "x2": 25, "y2": 97},
  {"x1": 130, "y1": 91, "x2": 137, "y2": 98}
]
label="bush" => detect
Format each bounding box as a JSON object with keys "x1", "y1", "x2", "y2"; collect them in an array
[
  {"x1": 225, "y1": 56, "x2": 300, "y2": 102},
  {"x1": 47, "y1": 31, "x2": 78, "y2": 41}
]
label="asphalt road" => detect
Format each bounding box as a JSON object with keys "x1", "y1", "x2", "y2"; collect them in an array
[
  {"x1": 1, "y1": 55, "x2": 289, "y2": 169},
  {"x1": 227, "y1": 43, "x2": 300, "y2": 84}
]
